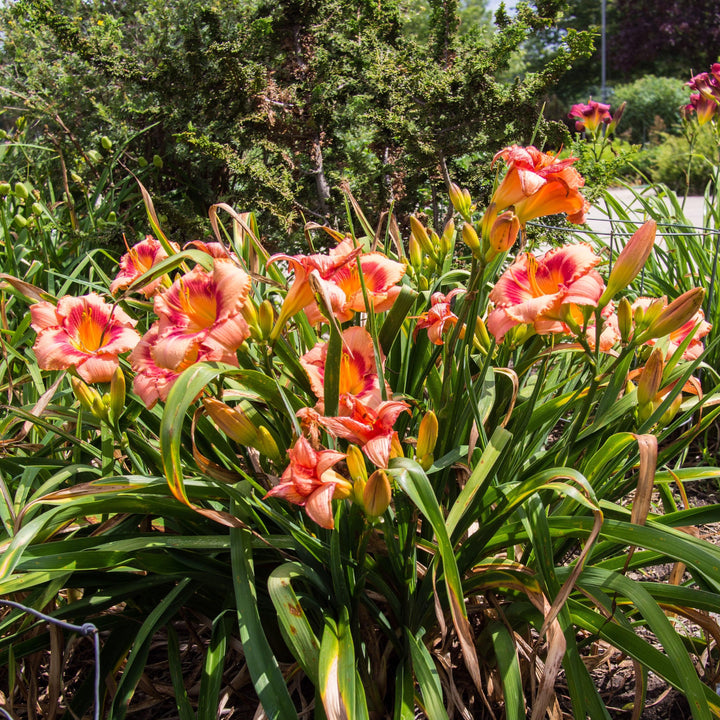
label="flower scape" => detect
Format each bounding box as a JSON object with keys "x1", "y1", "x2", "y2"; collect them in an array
[{"x1": 6, "y1": 142, "x2": 720, "y2": 719}]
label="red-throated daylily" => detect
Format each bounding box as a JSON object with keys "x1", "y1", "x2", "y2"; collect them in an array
[
  {"x1": 110, "y1": 235, "x2": 179, "y2": 297},
  {"x1": 265, "y1": 436, "x2": 350, "y2": 529},
  {"x1": 684, "y1": 94, "x2": 719, "y2": 125},
  {"x1": 267, "y1": 240, "x2": 362, "y2": 340},
  {"x1": 487, "y1": 243, "x2": 605, "y2": 341},
  {"x1": 128, "y1": 324, "x2": 237, "y2": 409},
  {"x1": 316, "y1": 395, "x2": 410, "y2": 468},
  {"x1": 568, "y1": 100, "x2": 612, "y2": 135},
  {"x1": 31, "y1": 293, "x2": 141, "y2": 383},
  {"x1": 301, "y1": 326, "x2": 389, "y2": 410},
  {"x1": 414, "y1": 289, "x2": 464, "y2": 345},
  {"x1": 153, "y1": 260, "x2": 251, "y2": 367}
]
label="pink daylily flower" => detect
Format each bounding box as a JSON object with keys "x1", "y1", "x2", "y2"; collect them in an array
[
  {"x1": 110, "y1": 236, "x2": 179, "y2": 297},
  {"x1": 414, "y1": 289, "x2": 464, "y2": 345},
  {"x1": 153, "y1": 259, "x2": 251, "y2": 367},
  {"x1": 128, "y1": 324, "x2": 237, "y2": 409},
  {"x1": 31, "y1": 293, "x2": 141, "y2": 383},
  {"x1": 487, "y1": 243, "x2": 605, "y2": 341},
  {"x1": 300, "y1": 326, "x2": 390, "y2": 411},
  {"x1": 568, "y1": 100, "x2": 612, "y2": 134},
  {"x1": 317, "y1": 395, "x2": 410, "y2": 468},
  {"x1": 265, "y1": 436, "x2": 349, "y2": 529}
]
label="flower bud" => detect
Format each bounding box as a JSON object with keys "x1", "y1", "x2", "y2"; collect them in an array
[
  {"x1": 101, "y1": 136, "x2": 113, "y2": 151},
  {"x1": 109, "y1": 367, "x2": 126, "y2": 423},
  {"x1": 416, "y1": 411, "x2": 438, "y2": 459},
  {"x1": 12, "y1": 214, "x2": 27, "y2": 229},
  {"x1": 634, "y1": 297, "x2": 665, "y2": 333},
  {"x1": 645, "y1": 288, "x2": 705, "y2": 340},
  {"x1": 390, "y1": 431, "x2": 403, "y2": 459},
  {"x1": 363, "y1": 469, "x2": 392, "y2": 518},
  {"x1": 71, "y1": 376, "x2": 102, "y2": 412},
  {"x1": 409, "y1": 234, "x2": 423, "y2": 271},
  {"x1": 241, "y1": 298, "x2": 262, "y2": 341},
  {"x1": 472, "y1": 316, "x2": 492, "y2": 353},
  {"x1": 637, "y1": 348, "x2": 664, "y2": 407},
  {"x1": 138, "y1": 157, "x2": 148, "y2": 168},
  {"x1": 658, "y1": 392, "x2": 683, "y2": 427},
  {"x1": 0, "y1": 182, "x2": 11, "y2": 196},
  {"x1": 203, "y1": 397, "x2": 257, "y2": 446},
  {"x1": 31, "y1": 202, "x2": 43, "y2": 216},
  {"x1": 410, "y1": 216, "x2": 434, "y2": 256},
  {"x1": 462, "y1": 222, "x2": 481, "y2": 256},
  {"x1": 153, "y1": 154, "x2": 163, "y2": 169},
  {"x1": 258, "y1": 299, "x2": 275, "y2": 340},
  {"x1": 600, "y1": 220, "x2": 656, "y2": 306},
  {"x1": 486, "y1": 210, "x2": 520, "y2": 259},
  {"x1": 440, "y1": 219, "x2": 455, "y2": 257},
  {"x1": 14, "y1": 182, "x2": 28, "y2": 200},
  {"x1": 449, "y1": 182, "x2": 472, "y2": 221},
  {"x1": 607, "y1": 101, "x2": 626, "y2": 135},
  {"x1": 255, "y1": 426, "x2": 283, "y2": 464},
  {"x1": 617, "y1": 297, "x2": 633, "y2": 342},
  {"x1": 346, "y1": 444, "x2": 368, "y2": 502}
]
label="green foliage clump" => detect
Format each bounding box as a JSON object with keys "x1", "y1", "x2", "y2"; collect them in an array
[
  {"x1": 0, "y1": 0, "x2": 595, "y2": 246},
  {"x1": 610, "y1": 75, "x2": 688, "y2": 145}
]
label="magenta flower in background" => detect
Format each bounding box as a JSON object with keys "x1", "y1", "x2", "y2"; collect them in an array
[{"x1": 568, "y1": 100, "x2": 612, "y2": 135}]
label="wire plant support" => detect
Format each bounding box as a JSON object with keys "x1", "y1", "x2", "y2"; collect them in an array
[{"x1": 0, "y1": 598, "x2": 101, "y2": 720}]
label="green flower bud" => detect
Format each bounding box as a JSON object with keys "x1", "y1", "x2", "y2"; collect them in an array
[
  {"x1": 152, "y1": 154, "x2": 163, "y2": 169},
  {"x1": 138, "y1": 157, "x2": 148, "y2": 168},
  {"x1": 14, "y1": 182, "x2": 29, "y2": 200},
  {"x1": 101, "y1": 135, "x2": 113, "y2": 151}
]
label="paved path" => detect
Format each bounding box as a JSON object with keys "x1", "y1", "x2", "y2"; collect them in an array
[{"x1": 584, "y1": 187, "x2": 715, "y2": 238}]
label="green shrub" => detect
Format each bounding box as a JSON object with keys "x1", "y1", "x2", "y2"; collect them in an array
[{"x1": 609, "y1": 75, "x2": 688, "y2": 145}]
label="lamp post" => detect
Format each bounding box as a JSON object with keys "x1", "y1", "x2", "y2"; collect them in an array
[{"x1": 601, "y1": 0, "x2": 607, "y2": 101}]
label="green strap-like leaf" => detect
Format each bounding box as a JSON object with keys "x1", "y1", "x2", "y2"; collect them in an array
[
  {"x1": 230, "y1": 523, "x2": 299, "y2": 720},
  {"x1": 488, "y1": 621, "x2": 525, "y2": 720},
  {"x1": 268, "y1": 562, "x2": 321, "y2": 684},
  {"x1": 407, "y1": 630, "x2": 450, "y2": 720},
  {"x1": 379, "y1": 285, "x2": 418, "y2": 355}
]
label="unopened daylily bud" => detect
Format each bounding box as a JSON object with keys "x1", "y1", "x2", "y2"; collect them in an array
[
  {"x1": 390, "y1": 432, "x2": 403, "y2": 459},
  {"x1": 607, "y1": 101, "x2": 626, "y2": 135},
  {"x1": 346, "y1": 444, "x2": 368, "y2": 483},
  {"x1": 101, "y1": 135, "x2": 113, "y2": 151},
  {"x1": 658, "y1": 392, "x2": 683, "y2": 427},
  {"x1": 241, "y1": 298, "x2": 262, "y2": 341},
  {"x1": 255, "y1": 426, "x2": 282, "y2": 464},
  {"x1": 416, "y1": 411, "x2": 438, "y2": 458},
  {"x1": 634, "y1": 297, "x2": 665, "y2": 333},
  {"x1": 449, "y1": 182, "x2": 472, "y2": 221},
  {"x1": 617, "y1": 297, "x2": 633, "y2": 342},
  {"x1": 258, "y1": 300, "x2": 274, "y2": 340},
  {"x1": 486, "y1": 211, "x2": 520, "y2": 258},
  {"x1": 203, "y1": 397, "x2": 257, "y2": 446},
  {"x1": 109, "y1": 367, "x2": 126, "y2": 422},
  {"x1": 418, "y1": 275, "x2": 429, "y2": 291},
  {"x1": 462, "y1": 222, "x2": 481, "y2": 256},
  {"x1": 645, "y1": 288, "x2": 705, "y2": 340},
  {"x1": 637, "y1": 348, "x2": 664, "y2": 407},
  {"x1": 363, "y1": 469, "x2": 392, "y2": 518},
  {"x1": 14, "y1": 182, "x2": 28, "y2": 200},
  {"x1": 410, "y1": 216, "x2": 434, "y2": 256},
  {"x1": 440, "y1": 219, "x2": 455, "y2": 256},
  {"x1": 472, "y1": 316, "x2": 492, "y2": 352},
  {"x1": 409, "y1": 234, "x2": 423, "y2": 271},
  {"x1": 71, "y1": 376, "x2": 102, "y2": 412},
  {"x1": 600, "y1": 221, "x2": 656, "y2": 306}
]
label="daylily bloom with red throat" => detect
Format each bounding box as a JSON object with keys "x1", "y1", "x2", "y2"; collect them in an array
[
  {"x1": 129, "y1": 324, "x2": 237, "y2": 409},
  {"x1": 267, "y1": 240, "x2": 362, "y2": 340},
  {"x1": 265, "y1": 436, "x2": 350, "y2": 529},
  {"x1": 487, "y1": 243, "x2": 605, "y2": 341},
  {"x1": 414, "y1": 289, "x2": 464, "y2": 345},
  {"x1": 301, "y1": 326, "x2": 389, "y2": 410},
  {"x1": 153, "y1": 260, "x2": 251, "y2": 368},
  {"x1": 31, "y1": 293, "x2": 141, "y2": 383},
  {"x1": 317, "y1": 395, "x2": 410, "y2": 468},
  {"x1": 568, "y1": 100, "x2": 612, "y2": 135},
  {"x1": 110, "y1": 235, "x2": 179, "y2": 297}
]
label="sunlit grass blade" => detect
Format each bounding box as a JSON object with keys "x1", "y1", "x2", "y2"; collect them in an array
[
  {"x1": 230, "y1": 522, "x2": 298, "y2": 720},
  {"x1": 407, "y1": 630, "x2": 450, "y2": 720},
  {"x1": 197, "y1": 612, "x2": 232, "y2": 720}
]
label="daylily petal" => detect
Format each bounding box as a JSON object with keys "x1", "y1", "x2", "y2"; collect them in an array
[{"x1": 305, "y1": 483, "x2": 337, "y2": 529}]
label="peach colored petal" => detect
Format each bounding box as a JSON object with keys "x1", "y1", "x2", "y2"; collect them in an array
[
  {"x1": 75, "y1": 354, "x2": 122, "y2": 383},
  {"x1": 30, "y1": 301, "x2": 61, "y2": 331},
  {"x1": 305, "y1": 483, "x2": 337, "y2": 529}
]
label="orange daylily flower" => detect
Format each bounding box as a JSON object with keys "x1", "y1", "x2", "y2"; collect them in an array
[
  {"x1": 414, "y1": 289, "x2": 464, "y2": 345},
  {"x1": 317, "y1": 395, "x2": 410, "y2": 468},
  {"x1": 265, "y1": 436, "x2": 350, "y2": 529},
  {"x1": 301, "y1": 326, "x2": 389, "y2": 410},
  {"x1": 31, "y1": 293, "x2": 141, "y2": 383},
  {"x1": 153, "y1": 259, "x2": 251, "y2": 368},
  {"x1": 487, "y1": 243, "x2": 605, "y2": 341},
  {"x1": 110, "y1": 235, "x2": 179, "y2": 297},
  {"x1": 128, "y1": 324, "x2": 237, "y2": 409}
]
